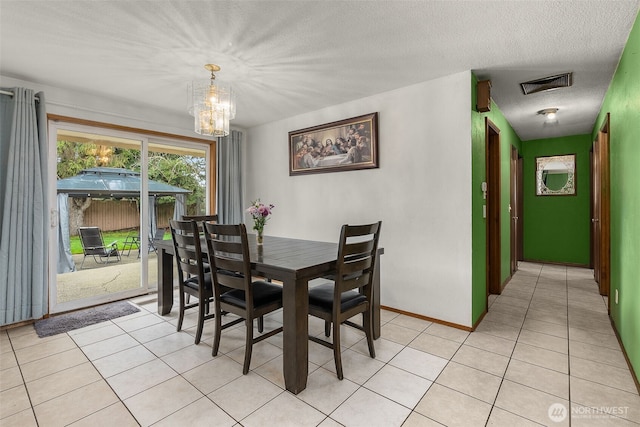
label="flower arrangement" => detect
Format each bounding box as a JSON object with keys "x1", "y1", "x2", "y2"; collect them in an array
[{"x1": 246, "y1": 199, "x2": 275, "y2": 243}]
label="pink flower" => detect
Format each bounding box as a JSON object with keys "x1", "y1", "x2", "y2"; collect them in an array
[{"x1": 246, "y1": 199, "x2": 275, "y2": 232}]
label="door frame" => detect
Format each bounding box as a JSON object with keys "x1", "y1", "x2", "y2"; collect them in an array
[
  {"x1": 486, "y1": 118, "x2": 502, "y2": 295},
  {"x1": 510, "y1": 146, "x2": 523, "y2": 275}
]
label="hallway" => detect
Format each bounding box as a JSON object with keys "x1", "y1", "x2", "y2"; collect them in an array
[{"x1": 1, "y1": 263, "x2": 638, "y2": 426}]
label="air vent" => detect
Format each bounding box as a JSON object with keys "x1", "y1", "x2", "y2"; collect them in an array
[{"x1": 520, "y1": 73, "x2": 573, "y2": 95}]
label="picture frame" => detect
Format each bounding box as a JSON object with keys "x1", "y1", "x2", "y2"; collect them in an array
[{"x1": 289, "y1": 112, "x2": 379, "y2": 176}]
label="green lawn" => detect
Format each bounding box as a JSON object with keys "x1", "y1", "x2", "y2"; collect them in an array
[{"x1": 70, "y1": 230, "x2": 169, "y2": 255}]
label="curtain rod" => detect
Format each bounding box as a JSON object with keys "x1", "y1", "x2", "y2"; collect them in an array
[{"x1": 0, "y1": 89, "x2": 40, "y2": 102}]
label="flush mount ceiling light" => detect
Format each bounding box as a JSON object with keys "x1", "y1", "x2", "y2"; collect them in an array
[
  {"x1": 188, "y1": 64, "x2": 236, "y2": 137},
  {"x1": 537, "y1": 108, "x2": 559, "y2": 120}
]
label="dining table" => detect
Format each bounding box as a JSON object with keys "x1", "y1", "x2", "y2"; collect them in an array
[{"x1": 154, "y1": 234, "x2": 383, "y2": 394}]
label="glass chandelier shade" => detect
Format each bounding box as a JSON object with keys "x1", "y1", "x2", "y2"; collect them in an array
[{"x1": 188, "y1": 64, "x2": 236, "y2": 137}]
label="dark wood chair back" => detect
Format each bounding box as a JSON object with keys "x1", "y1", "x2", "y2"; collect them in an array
[
  {"x1": 169, "y1": 219, "x2": 213, "y2": 343},
  {"x1": 335, "y1": 221, "x2": 382, "y2": 302},
  {"x1": 182, "y1": 214, "x2": 218, "y2": 233},
  {"x1": 203, "y1": 223, "x2": 252, "y2": 300},
  {"x1": 169, "y1": 220, "x2": 204, "y2": 284},
  {"x1": 203, "y1": 221, "x2": 283, "y2": 374}
]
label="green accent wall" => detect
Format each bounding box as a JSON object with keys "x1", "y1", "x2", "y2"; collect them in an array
[
  {"x1": 471, "y1": 74, "x2": 522, "y2": 325},
  {"x1": 592, "y1": 10, "x2": 640, "y2": 383},
  {"x1": 521, "y1": 135, "x2": 592, "y2": 265}
]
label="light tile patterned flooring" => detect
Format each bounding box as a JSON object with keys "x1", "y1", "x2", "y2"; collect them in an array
[{"x1": 1, "y1": 262, "x2": 638, "y2": 426}]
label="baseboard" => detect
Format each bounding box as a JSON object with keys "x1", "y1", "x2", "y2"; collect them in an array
[
  {"x1": 610, "y1": 317, "x2": 640, "y2": 395},
  {"x1": 472, "y1": 310, "x2": 488, "y2": 331},
  {"x1": 0, "y1": 319, "x2": 35, "y2": 331},
  {"x1": 381, "y1": 305, "x2": 473, "y2": 332},
  {"x1": 523, "y1": 258, "x2": 590, "y2": 269},
  {"x1": 500, "y1": 273, "x2": 512, "y2": 294}
]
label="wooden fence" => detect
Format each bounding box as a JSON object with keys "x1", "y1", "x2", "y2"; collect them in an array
[{"x1": 81, "y1": 200, "x2": 174, "y2": 233}]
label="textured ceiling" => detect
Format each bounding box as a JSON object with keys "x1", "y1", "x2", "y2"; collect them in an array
[{"x1": 1, "y1": 1, "x2": 638, "y2": 141}]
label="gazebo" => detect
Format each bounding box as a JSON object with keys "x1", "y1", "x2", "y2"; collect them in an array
[{"x1": 56, "y1": 168, "x2": 191, "y2": 273}]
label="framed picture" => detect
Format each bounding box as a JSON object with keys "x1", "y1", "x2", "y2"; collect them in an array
[{"x1": 289, "y1": 112, "x2": 379, "y2": 176}]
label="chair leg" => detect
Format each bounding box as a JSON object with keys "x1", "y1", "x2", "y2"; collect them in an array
[
  {"x1": 332, "y1": 320, "x2": 343, "y2": 380},
  {"x1": 195, "y1": 299, "x2": 206, "y2": 344},
  {"x1": 212, "y1": 303, "x2": 222, "y2": 357},
  {"x1": 177, "y1": 291, "x2": 186, "y2": 332},
  {"x1": 325, "y1": 320, "x2": 331, "y2": 337},
  {"x1": 364, "y1": 310, "x2": 376, "y2": 359},
  {"x1": 258, "y1": 316, "x2": 264, "y2": 333},
  {"x1": 243, "y1": 318, "x2": 254, "y2": 375}
]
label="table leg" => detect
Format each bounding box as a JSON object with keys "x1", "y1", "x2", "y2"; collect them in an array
[
  {"x1": 282, "y1": 277, "x2": 309, "y2": 394},
  {"x1": 157, "y1": 247, "x2": 174, "y2": 315}
]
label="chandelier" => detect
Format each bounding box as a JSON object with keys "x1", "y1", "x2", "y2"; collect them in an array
[{"x1": 188, "y1": 64, "x2": 236, "y2": 137}]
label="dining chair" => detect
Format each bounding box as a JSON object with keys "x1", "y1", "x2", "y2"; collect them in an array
[
  {"x1": 169, "y1": 219, "x2": 213, "y2": 344},
  {"x1": 308, "y1": 221, "x2": 382, "y2": 380},
  {"x1": 182, "y1": 214, "x2": 218, "y2": 233},
  {"x1": 182, "y1": 214, "x2": 218, "y2": 275},
  {"x1": 203, "y1": 222, "x2": 283, "y2": 374},
  {"x1": 190, "y1": 213, "x2": 270, "y2": 329}
]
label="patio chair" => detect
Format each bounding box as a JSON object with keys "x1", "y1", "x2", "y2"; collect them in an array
[
  {"x1": 122, "y1": 229, "x2": 140, "y2": 256},
  {"x1": 78, "y1": 226, "x2": 121, "y2": 269},
  {"x1": 124, "y1": 227, "x2": 165, "y2": 258},
  {"x1": 148, "y1": 227, "x2": 166, "y2": 254}
]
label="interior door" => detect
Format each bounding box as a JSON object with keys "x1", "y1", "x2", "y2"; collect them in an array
[
  {"x1": 591, "y1": 141, "x2": 601, "y2": 279},
  {"x1": 486, "y1": 119, "x2": 501, "y2": 296},
  {"x1": 517, "y1": 156, "x2": 524, "y2": 262}
]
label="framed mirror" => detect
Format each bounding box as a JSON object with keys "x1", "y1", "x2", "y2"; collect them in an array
[{"x1": 536, "y1": 154, "x2": 576, "y2": 196}]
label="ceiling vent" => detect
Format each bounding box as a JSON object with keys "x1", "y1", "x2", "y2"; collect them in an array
[{"x1": 520, "y1": 73, "x2": 573, "y2": 95}]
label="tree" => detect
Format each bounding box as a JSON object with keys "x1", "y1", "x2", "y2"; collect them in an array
[
  {"x1": 144, "y1": 152, "x2": 205, "y2": 214},
  {"x1": 57, "y1": 140, "x2": 206, "y2": 232}
]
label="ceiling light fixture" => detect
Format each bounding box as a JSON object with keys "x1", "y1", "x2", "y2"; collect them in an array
[
  {"x1": 188, "y1": 64, "x2": 236, "y2": 137},
  {"x1": 537, "y1": 108, "x2": 559, "y2": 121}
]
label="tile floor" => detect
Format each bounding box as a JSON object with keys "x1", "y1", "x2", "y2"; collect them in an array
[{"x1": 1, "y1": 262, "x2": 638, "y2": 426}]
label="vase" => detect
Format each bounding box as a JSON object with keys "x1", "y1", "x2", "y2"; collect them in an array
[{"x1": 256, "y1": 231, "x2": 264, "y2": 245}]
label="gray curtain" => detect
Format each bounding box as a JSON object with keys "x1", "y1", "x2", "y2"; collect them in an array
[
  {"x1": 0, "y1": 87, "x2": 48, "y2": 325},
  {"x1": 217, "y1": 130, "x2": 243, "y2": 224},
  {"x1": 173, "y1": 194, "x2": 186, "y2": 221},
  {"x1": 57, "y1": 193, "x2": 75, "y2": 273}
]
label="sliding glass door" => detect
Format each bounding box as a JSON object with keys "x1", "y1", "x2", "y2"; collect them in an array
[{"x1": 48, "y1": 121, "x2": 209, "y2": 313}]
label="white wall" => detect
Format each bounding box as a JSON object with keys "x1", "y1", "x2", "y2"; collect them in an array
[
  {"x1": 246, "y1": 70, "x2": 474, "y2": 327},
  {"x1": 3, "y1": 71, "x2": 475, "y2": 326}
]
